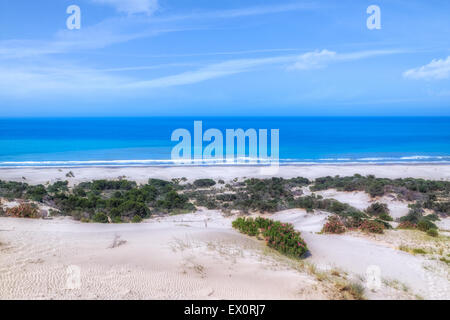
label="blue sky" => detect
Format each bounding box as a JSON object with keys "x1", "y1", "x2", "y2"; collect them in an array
[{"x1": 0, "y1": 0, "x2": 449, "y2": 116}]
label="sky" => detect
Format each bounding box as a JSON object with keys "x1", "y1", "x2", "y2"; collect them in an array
[{"x1": 0, "y1": 0, "x2": 449, "y2": 117}]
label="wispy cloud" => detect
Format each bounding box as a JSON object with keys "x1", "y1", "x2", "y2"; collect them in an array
[
  {"x1": 0, "y1": 49, "x2": 402, "y2": 97},
  {"x1": 0, "y1": 20, "x2": 183, "y2": 59},
  {"x1": 403, "y1": 56, "x2": 450, "y2": 80},
  {"x1": 288, "y1": 49, "x2": 404, "y2": 70},
  {"x1": 129, "y1": 49, "x2": 401, "y2": 89},
  {"x1": 130, "y1": 2, "x2": 320, "y2": 25},
  {"x1": 168, "y1": 2, "x2": 319, "y2": 21},
  {"x1": 91, "y1": 0, "x2": 159, "y2": 16},
  {"x1": 126, "y1": 56, "x2": 293, "y2": 89},
  {"x1": 0, "y1": 2, "x2": 317, "y2": 60},
  {"x1": 289, "y1": 49, "x2": 336, "y2": 70}
]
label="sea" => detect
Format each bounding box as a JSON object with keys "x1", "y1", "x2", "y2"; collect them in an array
[{"x1": 0, "y1": 117, "x2": 449, "y2": 167}]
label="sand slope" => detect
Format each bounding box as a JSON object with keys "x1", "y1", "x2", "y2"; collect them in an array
[
  {"x1": 272, "y1": 209, "x2": 449, "y2": 300},
  {"x1": 0, "y1": 212, "x2": 332, "y2": 300}
]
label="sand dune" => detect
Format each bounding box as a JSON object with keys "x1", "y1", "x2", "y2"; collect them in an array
[
  {"x1": 1, "y1": 209, "x2": 447, "y2": 300},
  {"x1": 272, "y1": 209, "x2": 449, "y2": 300},
  {"x1": 0, "y1": 212, "x2": 333, "y2": 300},
  {"x1": 1, "y1": 165, "x2": 448, "y2": 300}
]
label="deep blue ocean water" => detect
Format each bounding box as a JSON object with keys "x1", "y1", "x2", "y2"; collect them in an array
[{"x1": 0, "y1": 117, "x2": 449, "y2": 167}]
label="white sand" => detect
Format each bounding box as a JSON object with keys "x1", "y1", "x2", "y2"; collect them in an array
[
  {"x1": 272, "y1": 209, "x2": 449, "y2": 300},
  {"x1": 0, "y1": 165, "x2": 449, "y2": 186},
  {"x1": 0, "y1": 211, "x2": 331, "y2": 300},
  {"x1": 310, "y1": 189, "x2": 412, "y2": 219},
  {"x1": 2, "y1": 209, "x2": 447, "y2": 300}
]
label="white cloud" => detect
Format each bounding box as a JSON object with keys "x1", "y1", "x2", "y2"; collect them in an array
[
  {"x1": 198, "y1": 3, "x2": 317, "y2": 19},
  {"x1": 92, "y1": 0, "x2": 159, "y2": 15},
  {"x1": 289, "y1": 50, "x2": 336, "y2": 70},
  {"x1": 153, "y1": 2, "x2": 317, "y2": 23},
  {"x1": 0, "y1": 18, "x2": 178, "y2": 59},
  {"x1": 403, "y1": 56, "x2": 450, "y2": 80},
  {"x1": 289, "y1": 49, "x2": 402, "y2": 70}
]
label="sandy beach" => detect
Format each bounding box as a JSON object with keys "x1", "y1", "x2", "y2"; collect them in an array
[
  {"x1": 0, "y1": 165, "x2": 449, "y2": 300},
  {"x1": 0, "y1": 164, "x2": 449, "y2": 186}
]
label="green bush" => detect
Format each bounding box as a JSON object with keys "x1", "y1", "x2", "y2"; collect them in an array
[
  {"x1": 112, "y1": 216, "x2": 123, "y2": 223},
  {"x1": 131, "y1": 215, "x2": 143, "y2": 223},
  {"x1": 92, "y1": 212, "x2": 109, "y2": 223},
  {"x1": 417, "y1": 219, "x2": 437, "y2": 232},
  {"x1": 426, "y1": 228, "x2": 438, "y2": 237},
  {"x1": 378, "y1": 213, "x2": 393, "y2": 221},
  {"x1": 232, "y1": 217, "x2": 308, "y2": 258},
  {"x1": 156, "y1": 190, "x2": 193, "y2": 211},
  {"x1": 400, "y1": 206, "x2": 423, "y2": 224},
  {"x1": 423, "y1": 214, "x2": 440, "y2": 221},
  {"x1": 193, "y1": 179, "x2": 216, "y2": 188},
  {"x1": 366, "y1": 202, "x2": 389, "y2": 216}
]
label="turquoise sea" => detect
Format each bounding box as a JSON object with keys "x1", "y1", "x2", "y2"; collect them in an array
[{"x1": 0, "y1": 117, "x2": 449, "y2": 167}]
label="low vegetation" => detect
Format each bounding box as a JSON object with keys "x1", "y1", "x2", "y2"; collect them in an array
[
  {"x1": 322, "y1": 216, "x2": 346, "y2": 234},
  {"x1": 5, "y1": 203, "x2": 39, "y2": 218},
  {"x1": 322, "y1": 214, "x2": 387, "y2": 234},
  {"x1": 232, "y1": 217, "x2": 308, "y2": 258},
  {"x1": 0, "y1": 174, "x2": 447, "y2": 226}
]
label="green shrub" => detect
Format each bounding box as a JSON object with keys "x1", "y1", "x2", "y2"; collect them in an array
[
  {"x1": 366, "y1": 202, "x2": 389, "y2": 216},
  {"x1": 157, "y1": 190, "x2": 193, "y2": 211},
  {"x1": 232, "y1": 217, "x2": 308, "y2": 258},
  {"x1": 412, "y1": 248, "x2": 427, "y2": 255},
  {"x1": 112, "y1": 216, "x2": 123, "y2": 223},
  {"x1": 417, "y1": 219, "x2": 437, "y2": 232},
  {"x1": 232, "y1": 217, "x2": 259, "y2": 236},
  {"x1": 92, "y1": 212, "x2": 108, "y2": 223},
  {"x1": 423, "y1": 214, "x2": 440, "y2": 221},
  {"x1": 26, "y1": 184, "x2": 47, "y2": 201},
  {"x1": 400, "y1": 210, "x2": 423, "y2": 224},
  {"x1": 216, "y1": 194, "x2": 237, "y2": 201},
  {"x1": 426, "y1": 228, "x2": 438, "y2": 237},
  {"x1": 378, "y1": 213, "x2": 393, "y2": 221},
  {"x1": 193, "y1": 179, "x2": 216, "y2": 188},
  {"x1": 131, "y1": 215, "x2": 143, "y2": 223}
]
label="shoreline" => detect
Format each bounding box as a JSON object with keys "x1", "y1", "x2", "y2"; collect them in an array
[{"x1": 2, "y1": 162, "x2": 450, "y2": 169}]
